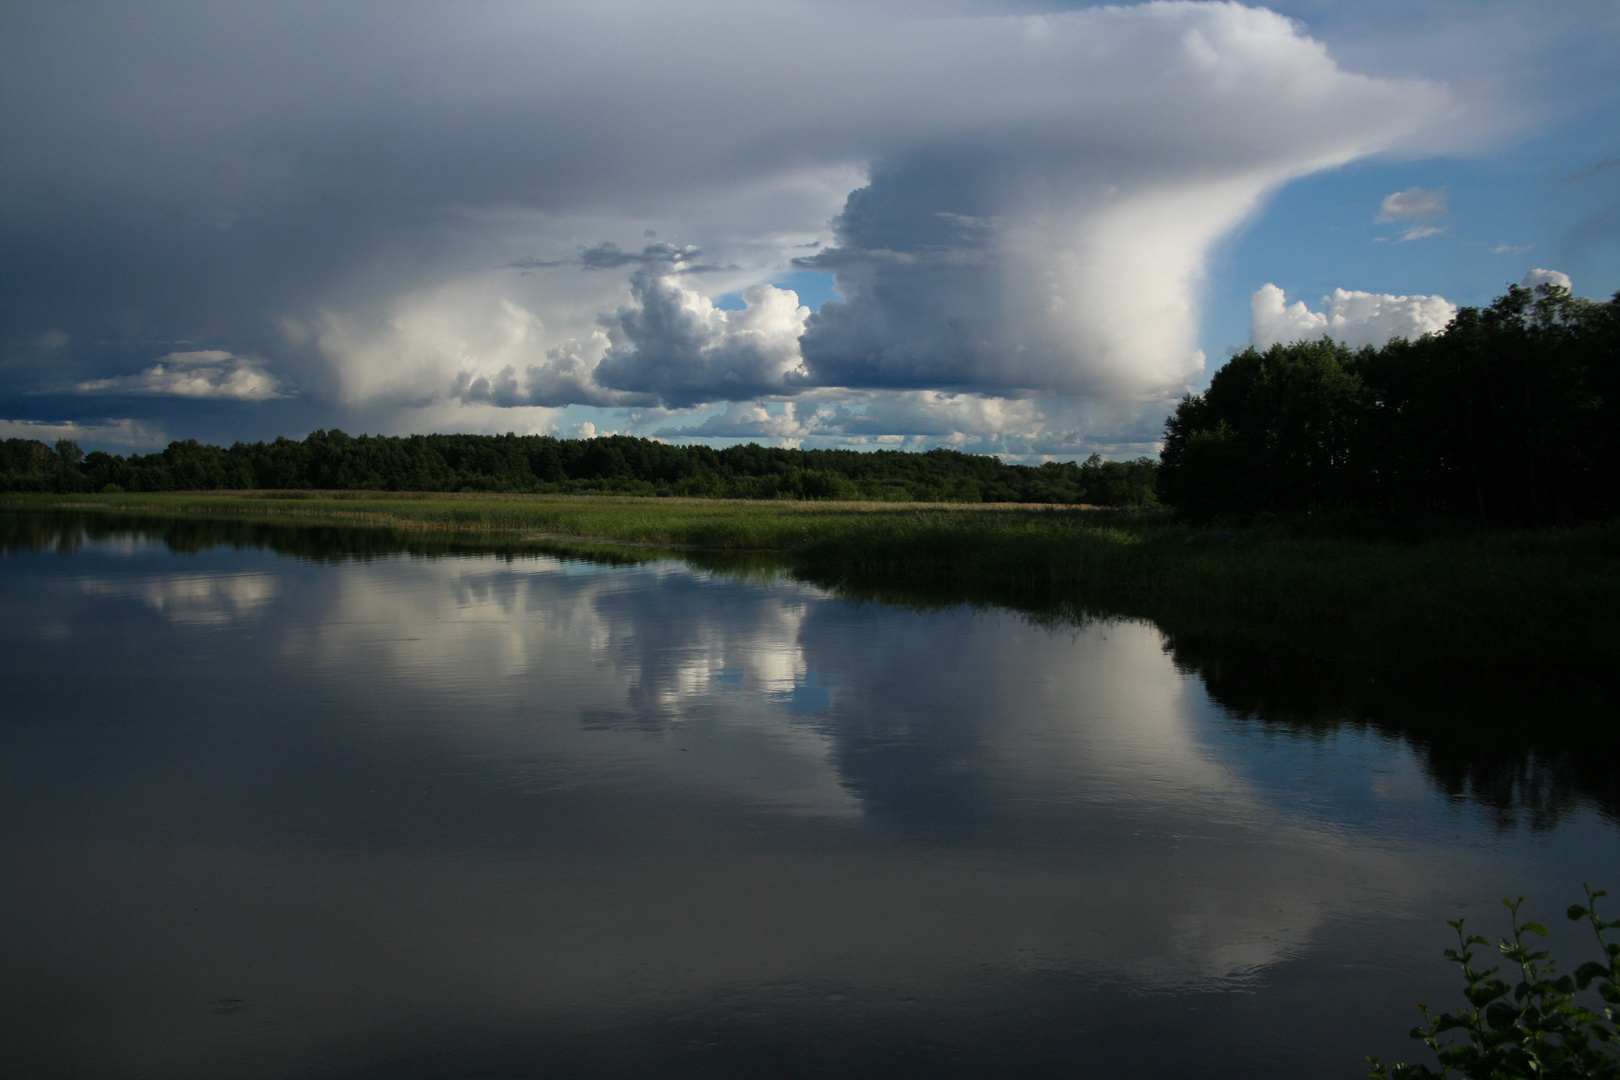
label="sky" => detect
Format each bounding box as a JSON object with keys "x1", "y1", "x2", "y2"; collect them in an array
[{"x1": 1, "y1": 0, "x2": 1616, "y2": 461}]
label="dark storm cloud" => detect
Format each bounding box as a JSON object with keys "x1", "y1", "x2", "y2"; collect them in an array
[{"x1": 792, "y1": 160, "x2": 1005, "y2": 393}]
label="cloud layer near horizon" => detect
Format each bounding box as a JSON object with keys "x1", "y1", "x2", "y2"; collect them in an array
[
  {"x1": 0, "y1": 1, "x2": 1455, "y2": 451},
  {"x1": 76, "y1": 350, "x2": 283, "y2": 401}
]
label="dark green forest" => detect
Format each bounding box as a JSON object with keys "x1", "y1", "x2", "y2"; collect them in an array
[
  {"x1": 0, "y1": 428, "x2": 1158, "y2": 506},
  {"x1": 1161, "y1": 284, "x2": 1620, "y2": 525}
]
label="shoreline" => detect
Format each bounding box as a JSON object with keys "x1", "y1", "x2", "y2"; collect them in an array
[{"x1": 5, "y1": 491, "x2": 1618, "y2": 680}]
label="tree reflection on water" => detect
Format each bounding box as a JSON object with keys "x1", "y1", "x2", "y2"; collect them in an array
[{"x1": 4, "y1": 508, "x2": 1615, "y2": 830}]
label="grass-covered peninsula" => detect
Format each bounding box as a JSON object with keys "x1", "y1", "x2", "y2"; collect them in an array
[{"x1": 8, "y1": 489, "x2": 1617, "y2": 682}]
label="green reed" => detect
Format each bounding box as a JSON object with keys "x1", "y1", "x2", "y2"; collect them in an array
[{"x1": 6, "y1": 491, "x2": 1616, "y2": 676}]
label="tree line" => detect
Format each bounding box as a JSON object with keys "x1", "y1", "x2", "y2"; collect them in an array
[
  {"x1": 0, "y1": 429, "x2": 1160, "y2": 506},
  {"x1": 1160, "y1": 284, "x2": 1620, "y2": 525},
  {"x1": 11, "y1": 283, "x2": 1610, "y2": 521}
]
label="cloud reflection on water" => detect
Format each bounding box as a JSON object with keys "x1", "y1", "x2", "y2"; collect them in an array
[
  {"x1": 263, "y1": 553, "x2": 1433, "y2": 987},
  {"x1": 78, "y1": 570, "x2": 280, "y2": 626},
  {"x1": 0, "y1": 542, "x2": 1513, "y2": 1079},
  {"x1": 290, "y1": 558, "x2": 862, "y2": 820}
]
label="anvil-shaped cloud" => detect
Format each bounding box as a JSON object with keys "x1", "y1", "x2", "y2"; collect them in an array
[{"x1": 0, "y1": 1, "x2": 1452, "y2": 441}]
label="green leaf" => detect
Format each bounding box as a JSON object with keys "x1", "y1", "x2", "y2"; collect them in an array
[
  {"x1": 1485, "y1": 1002, "x2": 1521, "y2": 1030},
  {"x1": 1575, "y1": 961, "x2": 1612, "y2": 987}
]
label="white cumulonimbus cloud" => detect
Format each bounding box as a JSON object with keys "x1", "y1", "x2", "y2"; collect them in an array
[
  {"x1": 1250, "y1": 284, "x2": 1458, "y2": 350},
  {"x1": 76, "y1": 351, "x2": 283, "y2": 401},
  {"x1": 443, "y1": 3, "x2": 1451, "y2": 410}
]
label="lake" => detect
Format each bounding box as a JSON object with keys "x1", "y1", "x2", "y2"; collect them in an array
[{"x1": 2, "y1": 513, "x2": 1615, "y2": 1079}]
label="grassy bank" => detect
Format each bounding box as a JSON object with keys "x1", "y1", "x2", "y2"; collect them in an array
[{"x1": 5, "y1": 490, "x2": 1618, "y2": 676}]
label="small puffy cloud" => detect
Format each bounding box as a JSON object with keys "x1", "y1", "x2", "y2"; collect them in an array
[
  {"x1": 1250, "y1": 284, "x2": 1456, "y2": 349},
  {"x1": 1377, "y1": 186, "x2": 1447, "y2": 221},
  {"x1": 1375, "y1": 187, "x2": 1447, "y2": 241},
  {"x1": 75, "y1": 351, "x2": 283, "y2": 400},
  {"x1": 1521, "y1": 268, "x2": 1572, "y2": 291}
]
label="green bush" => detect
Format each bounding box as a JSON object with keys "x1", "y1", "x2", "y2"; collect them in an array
[{"x1": 1370, "y1": 887, "x2": 1619, "y2": 1079}]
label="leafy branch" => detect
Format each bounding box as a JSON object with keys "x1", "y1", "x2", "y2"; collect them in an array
[{"x1": 1370, "y1": 886, "x2": 1620, "y2": 1079}]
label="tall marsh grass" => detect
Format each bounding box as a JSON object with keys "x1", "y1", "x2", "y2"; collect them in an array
[{"x1": 6, "y1": 491, "x2": 1617, "y2": 676}]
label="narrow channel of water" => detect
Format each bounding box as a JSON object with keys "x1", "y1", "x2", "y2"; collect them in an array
[{"x1": 1, "y1": 515, "x2": 1614, "y2": 1079}]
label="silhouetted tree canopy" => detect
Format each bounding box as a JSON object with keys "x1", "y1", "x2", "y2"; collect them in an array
[{"x1": 1160, "y1": 284, "x2": 1620, "y2": 524}]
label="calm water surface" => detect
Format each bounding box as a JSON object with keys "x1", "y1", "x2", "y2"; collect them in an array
[{"x1": 1, "y1": 517, "x2": 1615, "y2": 1079}]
